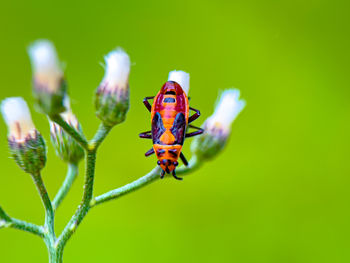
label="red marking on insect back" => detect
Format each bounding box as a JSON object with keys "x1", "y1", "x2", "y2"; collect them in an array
[{"x1": 151, "y1": 81, "x2": 189, "y2": 123}]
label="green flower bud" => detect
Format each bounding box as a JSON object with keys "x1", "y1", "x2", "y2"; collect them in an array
[
  {"x1": 49, "y1": 97, "x2": 84, "y2": 163},
  {"x1": 191, "y1": 89, "x2": 246, "y2": 160},
  {"x1": 28, "y1": 40, "x2": 67, "y2": 116},
  {"x1": 95, "y1": 48, "x2": 130, "y2": 126},
  {"x1": 1, "y1": 97, "x2": 46, "y2": 174}
]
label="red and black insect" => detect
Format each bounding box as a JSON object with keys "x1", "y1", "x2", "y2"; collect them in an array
[{"x1": 139, "y1": 80, "x2": 203, "y2": 180}]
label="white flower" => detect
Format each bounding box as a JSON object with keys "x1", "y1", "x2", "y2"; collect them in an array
[
  {"x1": 28, "y1": 40, "x2": 63, "y2": 92},
  {"x1": 1, "y1": 97, "x2": 36, "y2": 142},
  {"x1": 205, "y1": 89, "x2": 246, "y2": 136},
  {"x1": 168, "y1": 70, "x2": 190, "y2": 95},
  {"x1": 102, "y1": 48, "x2": 130, "y2": 90}
]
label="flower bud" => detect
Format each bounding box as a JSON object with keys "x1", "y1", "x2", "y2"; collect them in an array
[
  {"x1": 28, "y1": 40, "x2": 67, "y2": 116},
  {"x1": 191, "y1": 89, "x2": 246, "y2": 160},
  {"x1": 95, "y1": 48, "x2": 130, "y2": 126},
  {"x1": 1, "y1": 98, "x2": 46, "y2": 174},
  {"x1": 168, "y1": 70, "x2": 190, "y2": 95},
  {"x1": 49, "y1": 97, "x2": 84, "y2": 163}
]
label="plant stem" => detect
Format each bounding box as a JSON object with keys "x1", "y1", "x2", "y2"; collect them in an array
[
  {"x1": 91, "y1": 166, "x2": 161, "y2": 207},
  {"x1": 55, "y1": 123, "x2": 110, "y2": 250},
  {"x1": 53, "y1": 163, "x2": 79, "y2": 211},
  {"x1": 47, "y1": 244, "x2": 63, "y2": 263},
  {"x1": 0, "y1": 206, "x2": 44, "y2": 237},
  {"x1": 176, "y1": 155, "x2": 201, "y2": 175},
  {"x1": 31, "y1": 172, "x2": 55, "y2": 238},
  {"x1": 89, "y1": 123, "x2": 112, "y2": 150},
  {"x1": 56, "y1": 150, "x2": 96, "y2": 250},
  {"x1": 91, "y1": 156, "x2": 201, "y2": 207},
  {"x1": 50, "y1": 114, "x2": 88, "y2": 150}
]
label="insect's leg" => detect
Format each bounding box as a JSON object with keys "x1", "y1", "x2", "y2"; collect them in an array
[
  {"x1": 172, "y1": 170, "x2": 183, "y2": 180},
  {"x1": 139, "y1": 131, "x2": 152, "y2": 139},
  {"x1": 144, "y1": 148, "x2": 155, "y2": 157},
  {"x1": 160, "y1": 170, "x2": 165, "y2": 179},
  {"x1": 143, "y1": 96, "x2": 155, "y2": 112},
  {"x1": 186, "y1": 125, "x2": 204, "y2": 137},
  {"x1": 188, "y1": 124, "x2": 202, "y2": 130},
  {"x1": 180, "y1": 152, "x2": 189, "y2": 166},
  {"x1": 188, "y1": 107, "x2": 201, "y2": 123}
]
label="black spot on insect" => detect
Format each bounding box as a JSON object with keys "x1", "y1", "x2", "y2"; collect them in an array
[
  {"x1": 152, "y1": 112, "x2": 166, "y2": 144},
  {"x1": 168, "y1": 149, "x2": 178, "y2": 157},
  {"x1": 156, "y1": 149, "x2": 166, "y2": 156},
  {"x1": 170, "y1": 113, "x2": 186, "y2": 145}
]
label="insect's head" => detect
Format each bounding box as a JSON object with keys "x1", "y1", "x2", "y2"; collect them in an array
[
  {"x1": 154, "y1": 145, "x2": 182, "y2": 174},
  {"x1": 160, "y1": 81, "x2": 184, "y2": 96},
  {"x1": 157, "y1": 159, "x2": 178, "y2": 174}
]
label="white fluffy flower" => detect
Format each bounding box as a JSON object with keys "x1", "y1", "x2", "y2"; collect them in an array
[
  {"x1": 205, "y1": 89, "x2": 246, "y2": 136},
  {"x1": 102, "y1": 48, "x2": 130, "y2": 90},
  {"x1": 168, "y1": 70, "x2": 190, "y2": 95},
  {"x1": 28, "y1": 40, "x2": 63, "y2": 92},
  {"x1": 1, "y1": 97, "x2": 36, "y2": 141}
]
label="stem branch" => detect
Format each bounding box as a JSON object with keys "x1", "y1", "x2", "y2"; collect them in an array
[
  {"x1": 0, "y1": 206, "x2": 44, "y2": 237},
  {"x1": 91, "y1": 156, "x2": 201, "y2": 207},
  {"x1": 56, "y1": 151, "x2": 96, "y2": 250},
  {"x1": 53, "y1": 163, "x2": 79, "y2": 211},
  {"x1": 50, "y1": 115, "x2": 88, "y2": 150},
  {"x1": 91, "y1": 166, "x2": 161, "y2": 207},
  {"x1": 31, "y1": 172, "x2": 55, "y2": 237},
  {"x1": 89, "y1": 123, "x2": 112, "y2": 150}
]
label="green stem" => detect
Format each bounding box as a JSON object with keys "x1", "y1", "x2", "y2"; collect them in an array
[
  {"x1": 47, "y1": 244, "x2": 63, "y2": 263},
  {"x1": 0, "y1": 206, "x2": 11, "y2": 223},
  {"x1": 51, "y1": 114, "x2": 88, "y2": 150},
  {"x1": 89, "y1": 123, "x2": 112, "y2": 150},
  {"x1": 11, "y1": 218, "x2": 45, "y2": 237},
  {"x1": 176, "y1": 155, "x2": 201, "y2": 175},
  {"x1": 91, "y1": 156, "x2": 201, "y2": 207},
  {"x1": 53, "y1": 163, "x2": 79, "y2": 211},
  {"x1": 56, "y1": 150, "x2": 96, "y2": 250},
  {"x1": 56, "y1": 124, "x2": 111, "y2": 250},
  {"x1": 0, "y1": 206, "x2": 44, "y2": 237},
  {"x1": 91, "y1": 166, "x2": 161, "y2": 207},
  {"x1": 31, "y1": 172, "x2": 55, "y2": 238}
]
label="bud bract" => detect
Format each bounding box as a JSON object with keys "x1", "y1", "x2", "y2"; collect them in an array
[
  {"x1": 95, "y1": 48, "x2": 130, "y2": 126},
  {"x1": 49, "y1": 97, "x2": 84, "y2": 163},
  {"x1": 28, "y1": 40, "x2": 67, "y2": 116},
  {"x1": 1, "y1": 97, "x2": 46, "y2": 174},
  {"x1": 191, "y1": 89, "x2": 246, "y2": 160},
  {"x1": 168, "y1": 70, "x2": 190, "y2": 95}
]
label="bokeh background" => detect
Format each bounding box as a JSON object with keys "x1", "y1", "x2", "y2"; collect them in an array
[{"x1": 1, "y1": 0, "x2": 350, "y2": 262}]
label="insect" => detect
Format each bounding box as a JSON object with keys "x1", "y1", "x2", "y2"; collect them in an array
[{"x1": 139, "y1": 80, "x2": 204, "y2": 180}]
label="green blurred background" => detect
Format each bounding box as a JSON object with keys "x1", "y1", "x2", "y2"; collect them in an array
[{"x1": 1, "y1": 0, "x2": 350, "y2": 262}]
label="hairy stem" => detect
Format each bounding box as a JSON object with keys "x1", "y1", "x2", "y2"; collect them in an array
[
  {"x1": 56, "y1": 151, "x2": 96, "y2": 250},
  {"x1": 0, "y1": 206, "x2": 44, "y2": 237},
  {"x1": 31, "y1": 172, "x2": 55, "y2": 238},
  {"x1": 53, "y1": 163, "x2": 79, "y2": 211},
  {"x1": 176, "y1": 155, "x2": 201, "y2": 175},
  {"x1": 50, "y1": 114, "x2": 88, "y2": 150},
  {"x1": 11, "y1": 218, "x2": 45, "y2": 237},
  {"x1": 91, "y1": 166, "x2": 161, "y2": 207},
  {"x1": 47, "y1": 243, "x2": 63, "y2": 263},
  {"x1": 89, "y1": 123, "x2": 112, "y2": 150},
  {"x1": 91, "y1": 156, "x2": 201, "y2": 207},
  {"x1": 55, "y1": 123, "x2": 110, "y2": 250}
]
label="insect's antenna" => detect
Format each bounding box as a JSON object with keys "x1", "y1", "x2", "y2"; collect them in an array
[{"x1": 160, "y1": 170, "x2": 165, "y2": 179}]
